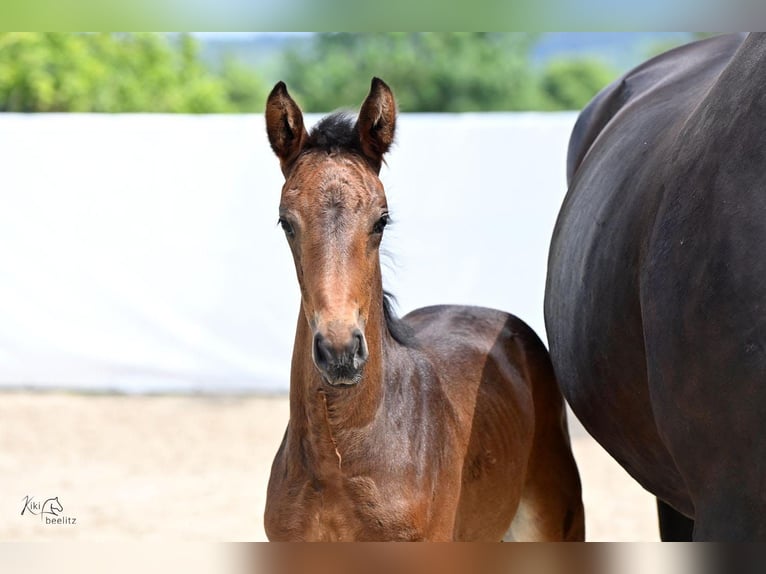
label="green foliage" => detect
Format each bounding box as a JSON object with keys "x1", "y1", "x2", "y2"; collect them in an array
[
  {"x1": 281, "y1": 33, "x2": 616, "y2": 113},
  {"x1": 282, "y1": 33, "x2": 543, "y2": 112},
  {"x1": 538, "y1": 58, "x2": 616, "y2": 111},
  {"x1": 0, "y1": 32, "x2": 617, "y2": 113},
  {"x1": 0, "y1": 33, "x2": 269, "y2": 113},
  {"x1": 219, "y1": 57, "x2": 270, "y2": 113}
]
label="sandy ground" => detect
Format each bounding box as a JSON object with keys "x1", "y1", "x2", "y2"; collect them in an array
[{"x1": 0, "y1": 392, "x2": 659, "y2": 541}]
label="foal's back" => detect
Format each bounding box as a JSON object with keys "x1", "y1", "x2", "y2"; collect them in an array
[{"x1": 403, "y1": 305, "x2": 585, "y2": 541}]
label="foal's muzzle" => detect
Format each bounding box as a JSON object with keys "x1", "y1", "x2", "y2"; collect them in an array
[{"x1": 312, "y1": 328, "x2": 369, "y2": 386}]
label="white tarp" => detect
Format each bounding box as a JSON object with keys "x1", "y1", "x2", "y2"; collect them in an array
[{"x1": 0, "y1": 112, "x2": 577, "y2": 393}]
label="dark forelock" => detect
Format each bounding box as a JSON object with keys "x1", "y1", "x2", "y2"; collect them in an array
[{"x1": 304, "y1": 112, "x2": 365, "y2": 156}]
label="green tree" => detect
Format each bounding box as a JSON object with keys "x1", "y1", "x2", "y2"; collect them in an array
[
  {"x1": 538, "y1": 58, "x2": 617, "y2": 111},
  {"x1": 220, "y1": 57, "x2": 270, "y2": 112},
  {"x1": 0, "y1": 33, "x2": 268, "y2": 113},
  {"x1": 282, "y1": 33, "x2": 542, "y2": 112}
]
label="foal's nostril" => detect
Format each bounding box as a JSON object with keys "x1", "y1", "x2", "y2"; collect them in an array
[
  {"x1": 352, "y1": 329, "x2": 369, "y2": 367},
  {"x1": 313, "y1": 332, "x2": 333, "y2": 371},
  {"x1": 349, "y1": 331, "x2": 360, "y2": 356}
]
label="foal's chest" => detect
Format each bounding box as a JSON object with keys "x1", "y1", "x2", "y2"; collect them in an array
[{"x1": 267, "y1": 472, "x2": 427, "y2": 541}]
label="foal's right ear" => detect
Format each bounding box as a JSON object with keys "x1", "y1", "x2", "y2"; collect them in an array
[{"x1": 265, "y1": 82, "x2": 308, "y2": 175}]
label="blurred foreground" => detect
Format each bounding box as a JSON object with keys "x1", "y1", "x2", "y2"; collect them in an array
[{"x1": 0, "y1": 541, "x2": 717, "y2": 574}]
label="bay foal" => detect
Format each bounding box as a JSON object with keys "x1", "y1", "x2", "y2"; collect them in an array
[{"x1": 263, "y1": 78, "x2": 584, "y2": 541}]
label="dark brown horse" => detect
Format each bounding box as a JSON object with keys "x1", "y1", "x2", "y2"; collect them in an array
[
  {"x1": 545, "y1": 33, "x2": 766, "y2": 541},
  {"x1": 263, "y1": 78, "x2": 584, "y2": 541}
]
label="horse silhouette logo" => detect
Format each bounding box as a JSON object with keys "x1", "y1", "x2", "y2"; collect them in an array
[{"x1": 21, "y1": 496, "x2": 64, "y2": 521}]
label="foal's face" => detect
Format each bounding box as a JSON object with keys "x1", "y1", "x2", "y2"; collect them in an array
[
  {"x1": 266, "y1": 79, "x2": 396, "y2": 387},
  {"x1": 280, "y1": 151, "x2": 389, "y2": 385}
]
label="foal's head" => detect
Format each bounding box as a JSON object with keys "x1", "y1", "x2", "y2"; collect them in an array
[{"x1": 266, "y1": 78, "x2": 397, "y2": 387}]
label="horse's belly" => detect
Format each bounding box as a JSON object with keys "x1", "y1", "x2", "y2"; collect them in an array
[
  {"x1": 546, "y1": 192, "x2": 693, "y2": 514},
  {"x1": 563, "y1": 370, "x2": 692, "y2": 515}
]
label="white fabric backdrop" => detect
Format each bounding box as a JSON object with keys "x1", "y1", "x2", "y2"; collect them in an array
[{"x1": 0, "y1": 112, "x2": 577, "y2": 393}]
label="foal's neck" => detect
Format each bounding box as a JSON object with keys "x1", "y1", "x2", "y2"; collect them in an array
[{"x1": 288, "y1": 276, "x2": 393, "y2": 473}]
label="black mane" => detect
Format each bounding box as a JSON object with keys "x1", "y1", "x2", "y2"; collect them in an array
[
  {"x1": 383, "y1": 291, "x2": 417, "y2": 348},
  {"x1": 305, "y1": 112, "x2": 365, "y2": 156}
]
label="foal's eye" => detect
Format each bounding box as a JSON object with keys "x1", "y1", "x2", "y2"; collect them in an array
[
  {"x1": 372, "y1": 214, "x2": 389, "y2": 235},
  {"x1": 278, "y1": 217, "x2": 295, "y2": 237}
]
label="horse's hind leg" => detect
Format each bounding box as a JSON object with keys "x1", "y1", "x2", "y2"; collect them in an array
[
  {"x1": 504, "y1": 340, "x2": 585, "y2": 541},
  {"x1": 657, "y1": 498, "x2": 694, "y2": 541}
]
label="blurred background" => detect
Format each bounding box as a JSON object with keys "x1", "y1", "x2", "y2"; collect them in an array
[
  {"x1": 0, "y1": 32, "x2": 706, "y2": 392},
  {"x1": 0, "y1": 32, "x2": 703, "y2": 114},
  {"x1": 0, "y1": 32, "x2": 704, "y2": 541}
]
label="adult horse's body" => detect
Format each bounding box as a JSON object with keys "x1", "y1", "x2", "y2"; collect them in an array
[
  {"x1": 545, "y1": 33, "x2": 766, "y2": 541},
  {"x1": 264, "y1": 79, "x2": 584, "y2": 541}
]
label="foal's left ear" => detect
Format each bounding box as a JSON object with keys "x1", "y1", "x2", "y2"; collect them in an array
[
  {"x1": 357, "y1": 77, "x2": 397, "y2": 172},
  {"x1": 265, "y1": 81, "x2": 309, "y2": 175}
]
